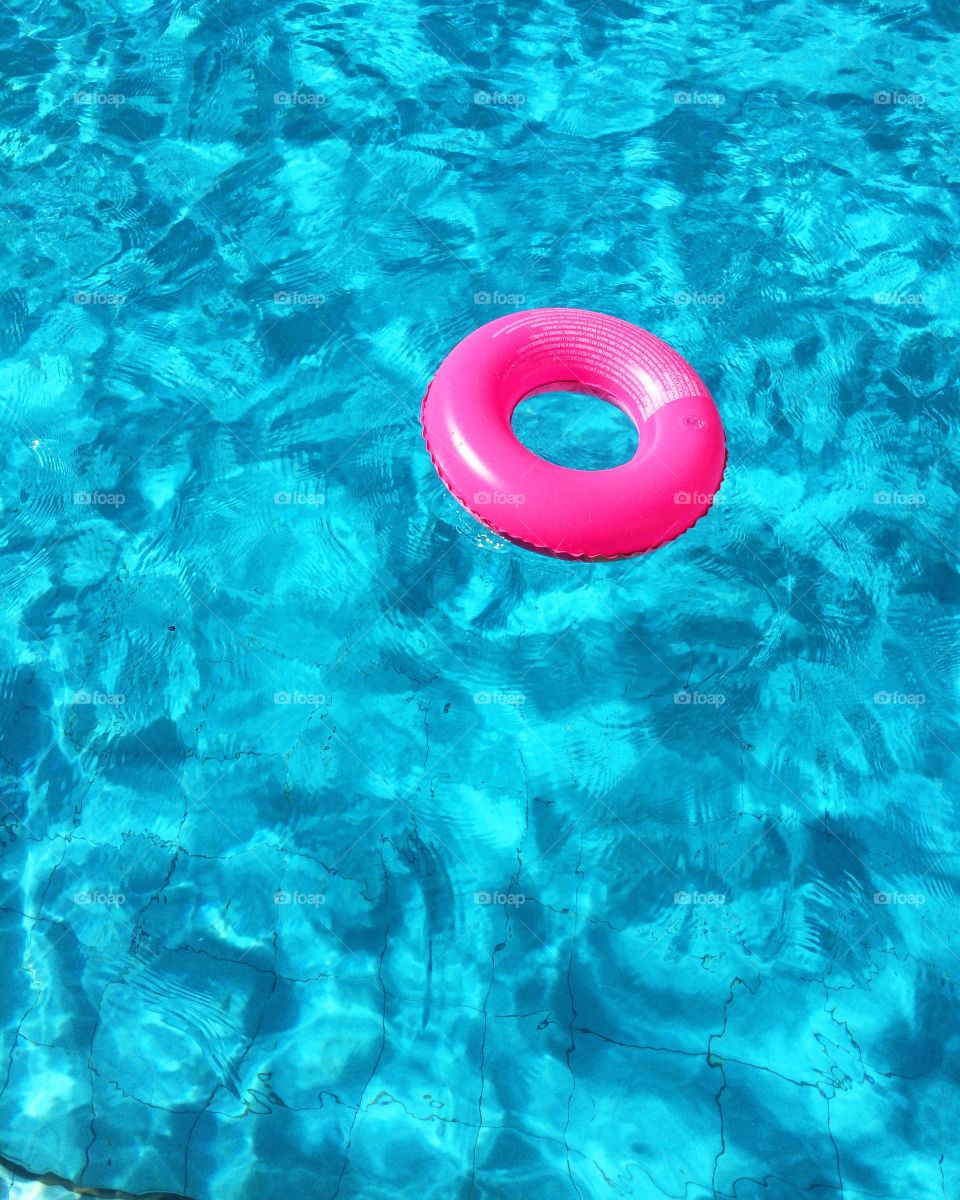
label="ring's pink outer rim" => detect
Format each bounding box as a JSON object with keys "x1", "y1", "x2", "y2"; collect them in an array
[{"x1": 420, "y1": 308, "x2": 727, "y2": 561}]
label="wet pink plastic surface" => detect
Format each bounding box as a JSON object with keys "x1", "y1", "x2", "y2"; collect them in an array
[{"x1": 420, "y1": 308, "x2": 727, "y2": 560}]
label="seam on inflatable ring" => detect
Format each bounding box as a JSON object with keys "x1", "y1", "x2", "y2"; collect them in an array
[{"x1": 421, "y1": 387, "x2": 727, "y2": 562}]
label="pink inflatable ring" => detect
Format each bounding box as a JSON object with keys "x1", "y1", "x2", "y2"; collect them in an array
[{"x1": 420, "y1": 308, "x2": 726, "y2": 561}]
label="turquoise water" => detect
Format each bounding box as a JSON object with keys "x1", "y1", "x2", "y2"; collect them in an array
[{"x1": 2, "y1": 0, "x2": 959, "y2": 1196}]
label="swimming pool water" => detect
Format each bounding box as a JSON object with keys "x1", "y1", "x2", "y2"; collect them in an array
[{"x1": 1, "y1": 0, "x2": 959, "y2": 1197}]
